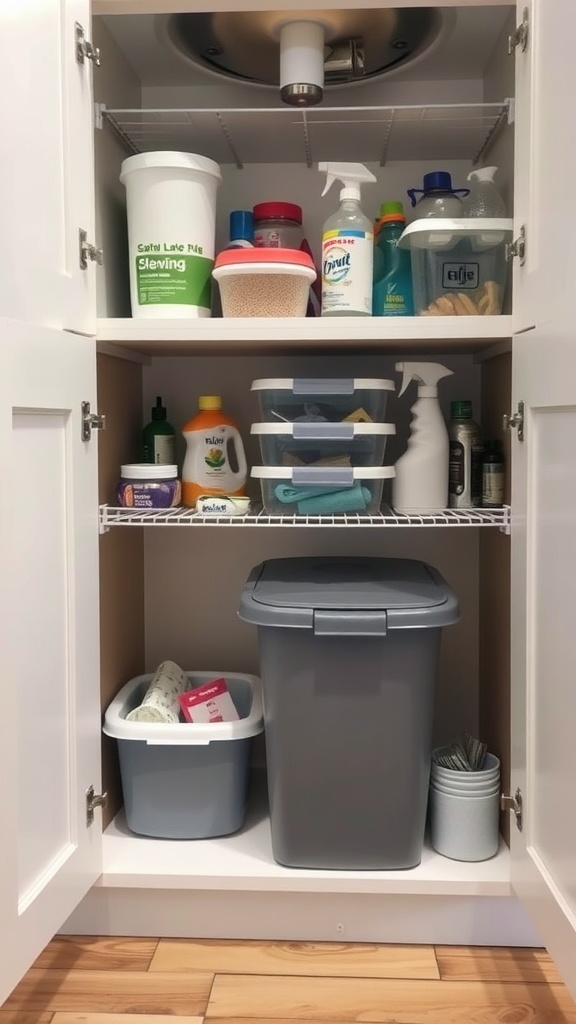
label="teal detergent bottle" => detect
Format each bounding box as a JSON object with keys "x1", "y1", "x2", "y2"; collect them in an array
[{"x1": 372, "y1": 202, "x2": 414, "y2": 316}]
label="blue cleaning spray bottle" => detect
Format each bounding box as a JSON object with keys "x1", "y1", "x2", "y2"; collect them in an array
[{"x1": 372, "y1": 201, "x2": 414, "y2": 316}]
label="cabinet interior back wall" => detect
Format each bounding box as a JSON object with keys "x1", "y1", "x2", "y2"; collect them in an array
[{"x1": 93, "y1": 9, "x2": 515, "y2": 833}]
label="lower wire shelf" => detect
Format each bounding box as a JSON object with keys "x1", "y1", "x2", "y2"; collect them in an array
[{"x1": 99, "y1": 504, "x2": 511, "y2": 532}]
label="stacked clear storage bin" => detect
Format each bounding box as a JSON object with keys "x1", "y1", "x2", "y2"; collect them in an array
[{"x1": 250, "y1": 378, "x2": 396, "y2": 515}]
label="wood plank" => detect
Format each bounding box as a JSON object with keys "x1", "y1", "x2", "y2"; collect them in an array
[
  {"x1": 435, "y1": 945, "x2": 563, "y2": 984},
  {"x1": 150, "y1": 939, "x2": 439, "y2": 979},
  {"x1": 52, "y1": 1016, "x2": 203, "y2": 1023},
  {"x1": 2, "y1": 970, "x2": 212, "y2": 1017},
  {"x1": 205, "y1": 974, "x2": 576, "y2": 1023},
  {"x1": 0, "y1": 1014, "x2": 54, "y2": 1024},
  {"x1": 33, "y1": 936, "x2": 158, "y2": 971}
]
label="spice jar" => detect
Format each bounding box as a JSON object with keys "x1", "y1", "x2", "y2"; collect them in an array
[
  {"x1": 117, "y1": 464, "x2": 181, "y2": 508},
  {"x1": 253, "y1": 202, "x2": 304, "y2": 250}
]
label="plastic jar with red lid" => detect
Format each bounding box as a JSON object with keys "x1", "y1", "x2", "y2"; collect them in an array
[{"x1": 253, "y1": 202, "x2": 303, "y2": 250}]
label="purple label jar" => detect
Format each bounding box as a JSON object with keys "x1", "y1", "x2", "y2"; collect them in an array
[{"x1": 117, "y1": 464, "x2": 181, "y2": 508}]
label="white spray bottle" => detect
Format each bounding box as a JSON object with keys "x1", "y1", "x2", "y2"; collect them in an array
[
  {"x1": 392, "y1": 361, "x2": 454, "y2": 511},
  {"x1": 319, "y1": 161, "x2": 376, "y2": 316}
]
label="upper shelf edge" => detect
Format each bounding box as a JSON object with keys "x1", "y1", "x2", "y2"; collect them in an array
[{"x1": 96, "y1": 315, "x2": 514, "y2": 355}]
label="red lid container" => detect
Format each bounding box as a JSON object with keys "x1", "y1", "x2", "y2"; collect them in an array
[
  {"x1": 253, "y1": 202, "x2": 303, "y2": 224},
  {"x1": 214, "y1": 248, "x2": 315, "y2": 271}
]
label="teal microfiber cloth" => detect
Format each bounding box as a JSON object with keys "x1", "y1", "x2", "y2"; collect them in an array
[
  {"x1": 275, "y1": 483, "x2": 345, "y2": 504},
  {"x1": 298, "y1": 484, "x2": 371, "y2": 515}
]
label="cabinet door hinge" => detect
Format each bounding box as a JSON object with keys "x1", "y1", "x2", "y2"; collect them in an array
[
  {"x1": 503, "y1": 401, "x2": 524, "y2": 442},
  {"x1": 75, "y1": 22, "x2": 101, "y2": 67},
  {"x1": 82, "y1": 401, "x2": 106, "y2": 442},
  {"x1": 505, "y1": 224, "x2": 526, "y2": 266},
  {"x1": 79, "y1": 229, "x2": 103, "y2": 271},
  {"x1": 501, "y1": 788, "x2": 523, "y2": 831},
  {"x1": 508, "y1": 8, "x2": 529, "y2": 55},
  {"x1": 86, "y1": 785, "x2": 108, "y2": 827}
]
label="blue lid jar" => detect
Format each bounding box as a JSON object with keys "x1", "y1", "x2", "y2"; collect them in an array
[{"x1": 407, "y1": 170, "x2": 469, "y2": 217}]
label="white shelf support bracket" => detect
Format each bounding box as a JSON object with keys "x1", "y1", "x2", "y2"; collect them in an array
[
  {"x1": 506, "y1": 97, "x2": 516, "y2": 125},
  {"x1": 99, "y1": 505, "x2": 111, "y2": 535},
  {"x1": 500, "y1": 506, "x2": 512, "y2": 536},
  {"x1": 94, "y1": 102, "x2": 106, "y2": 130}
]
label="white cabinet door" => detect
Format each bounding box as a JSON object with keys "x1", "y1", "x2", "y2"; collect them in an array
[
  {"x1": 512, "y1": 0, "x2": 573, "y2": 333},
  {"x1": 509, "y1": 2, "x2": 576, "y2": 995},
  {"x1": 0, "y1": 319, "x2": 102, "y2": 1006},
  {"x1": 510, "y1": 326, "x2": 576, "y2": 998},
  {"x1": 0, "y1": 0, "x2": 96, "y2": 335}
]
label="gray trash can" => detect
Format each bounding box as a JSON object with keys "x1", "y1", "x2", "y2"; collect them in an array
[{"x1": 238, "y1": 556, "x2": 459, "y2": 870}]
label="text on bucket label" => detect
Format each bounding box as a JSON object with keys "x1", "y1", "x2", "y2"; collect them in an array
[{"x1": 136, "y1": 251, "x2": 213, "y2": 307}]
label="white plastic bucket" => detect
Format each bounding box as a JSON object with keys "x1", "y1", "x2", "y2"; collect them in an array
[{"x1": 120, "y1": 151, "x2": 222, "y2": 319}]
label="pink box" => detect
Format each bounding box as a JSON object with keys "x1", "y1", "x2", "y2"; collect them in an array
[{"x1": 179, "y1": 677, "x2": 240, "y2": 723}]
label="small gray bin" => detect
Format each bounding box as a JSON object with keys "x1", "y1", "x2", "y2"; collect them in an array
[
  {"x1": 103, "y1": 671, "x2": 263, "y2": 840},
  {"x1": 238, "y1": 557, "x2": 459, "y2": 870}
]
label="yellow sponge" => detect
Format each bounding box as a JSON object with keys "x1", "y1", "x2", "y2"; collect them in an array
[{"x1": 342, "y1": 406, "x2": 373, "y2": 423}]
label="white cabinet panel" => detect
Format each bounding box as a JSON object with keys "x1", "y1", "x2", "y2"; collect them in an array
[
  {"x1": 512, "y1": 0, "x2": 576, "y2": 333},
  {"x1": 0, "y1": 319, "x2": 101, "y2": 1006},
  {"x1": 0, "y1": 0, "x2": 96, "y2": 334},
  {"x1": 510, "y1": 324, "x2": 576, "y2": 998}
]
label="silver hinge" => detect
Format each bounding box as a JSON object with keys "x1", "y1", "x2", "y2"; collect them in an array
[
  {"x1": 79, "y1": 229, "x2": 103, "y2": 271},
  {"x1": 86, "y1": 785, "x2": 108, "y2": 827},
  {"x1": 75, "y1": 22, "x2": 101, "y2": 67},
  {"x1": 501, "y1": 788, "x2": 523, "y2": 831},
  {"x1": 505, "y1": 224, "x2": 526, "y2": 266},
  {"x1": 82, "y1": 401, "x2": 106, "y2": 442},
  {"x1": 503, "y1": 400, "x2": 525, "y2": 443},
  {"x1": 508, "y1": 7, "x2": 529, "y2": 55}
]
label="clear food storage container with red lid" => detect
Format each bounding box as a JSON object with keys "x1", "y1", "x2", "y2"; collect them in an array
[{"x1": 212, "y1": 248, "x2": 316, "y2": 318}]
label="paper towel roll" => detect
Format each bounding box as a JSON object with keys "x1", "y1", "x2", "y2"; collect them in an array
[{"x1": 126, "y1": 660, "x2": 188, "y2": 723}]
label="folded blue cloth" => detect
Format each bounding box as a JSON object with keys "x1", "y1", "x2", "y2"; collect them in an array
[
  {"x1": 274, "y1": 482, "x2": 372, "y2": 514},
  {"x1": 275, "y1": 483, "x2": 345, "y2": 504},
  {"x1": 297, "y1": 484, "x2": 371, "y2": 515}
]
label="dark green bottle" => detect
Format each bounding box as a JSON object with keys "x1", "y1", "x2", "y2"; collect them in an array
[
  {"x1": 143, "y1": 396, "x2": 176, "y2": 465},
  {"x1": 482, "y1": 440, "x2": 505, "y2": 508}
]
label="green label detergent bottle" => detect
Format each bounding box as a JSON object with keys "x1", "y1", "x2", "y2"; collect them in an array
[
  {"x1": 372, "y1": 202, "x2": 414, "y2": 316},
  {"x1": 182, "y1": 395, "x2": 248, "y2": 508}
]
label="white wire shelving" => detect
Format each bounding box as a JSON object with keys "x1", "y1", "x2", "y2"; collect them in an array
[
  {"x1": 101, "y1": 100, "x2": 511, "y2": 168},
  {"x1": 100, "y1": 504, "x2": 511, "y2": 533}
]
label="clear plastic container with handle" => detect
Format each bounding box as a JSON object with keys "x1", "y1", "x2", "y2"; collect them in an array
[
  {"x1": 463, "y1": 166, "x2": 506, "y2": 217},
  {"x1": 407, "y1": 170, "x2": 469, "y2": 218}
]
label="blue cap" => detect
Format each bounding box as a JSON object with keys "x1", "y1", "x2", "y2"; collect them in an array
[
  {"x1": 422, "y1": 171, "x2": 454, "y2": 193},
  {"x1": 229, "y1": 210, "x2": 254, "y2": 242}
]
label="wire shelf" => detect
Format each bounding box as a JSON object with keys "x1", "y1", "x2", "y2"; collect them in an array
[
  {"x1": 102, "y1": 101, "x2": 511, "y2": 169},
  {"x1": 100, "y1": 505, "x2": 510, "y2": 532}
]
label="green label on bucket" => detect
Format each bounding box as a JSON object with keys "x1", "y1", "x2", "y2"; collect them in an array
[{"x1": 135, "y1": 253, "x2": 213, "y2": 307}]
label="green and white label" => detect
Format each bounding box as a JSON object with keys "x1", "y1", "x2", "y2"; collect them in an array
[{"x1": 135, "y1": 242, "x2": 213, "y2": 308}]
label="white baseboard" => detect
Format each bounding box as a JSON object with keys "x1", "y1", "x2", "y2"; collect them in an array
[{"x1": 62, "y1": 889, "x2": 542, "y2": 947}]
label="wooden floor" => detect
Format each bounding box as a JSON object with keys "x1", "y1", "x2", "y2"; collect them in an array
[{"x1": 2, "y1": 937, "x2": 576, "y2": 1023}]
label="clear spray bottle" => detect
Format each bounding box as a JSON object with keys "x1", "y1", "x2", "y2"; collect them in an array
[
  {"x1": 319, "y1": 162, "x2": 376, "y2": 316},
  {"x1": 392, "y1": 362, "x2": 454, "y2": 511}
]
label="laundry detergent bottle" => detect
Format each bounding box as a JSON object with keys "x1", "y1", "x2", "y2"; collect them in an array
[
  {"x1": 392, "y1": 361, "x2": 453, "y2": 512},
  {"x1": 372, "y1": 201, "x2": 414, "y2": 316},
  {"x1": 182, "y1": 396, "x2": 248, "y2": 507}
]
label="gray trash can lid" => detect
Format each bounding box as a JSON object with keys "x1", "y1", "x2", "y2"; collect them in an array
[{"x1": 238, "y1": 557, "x2": 459, "y2": 629}]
